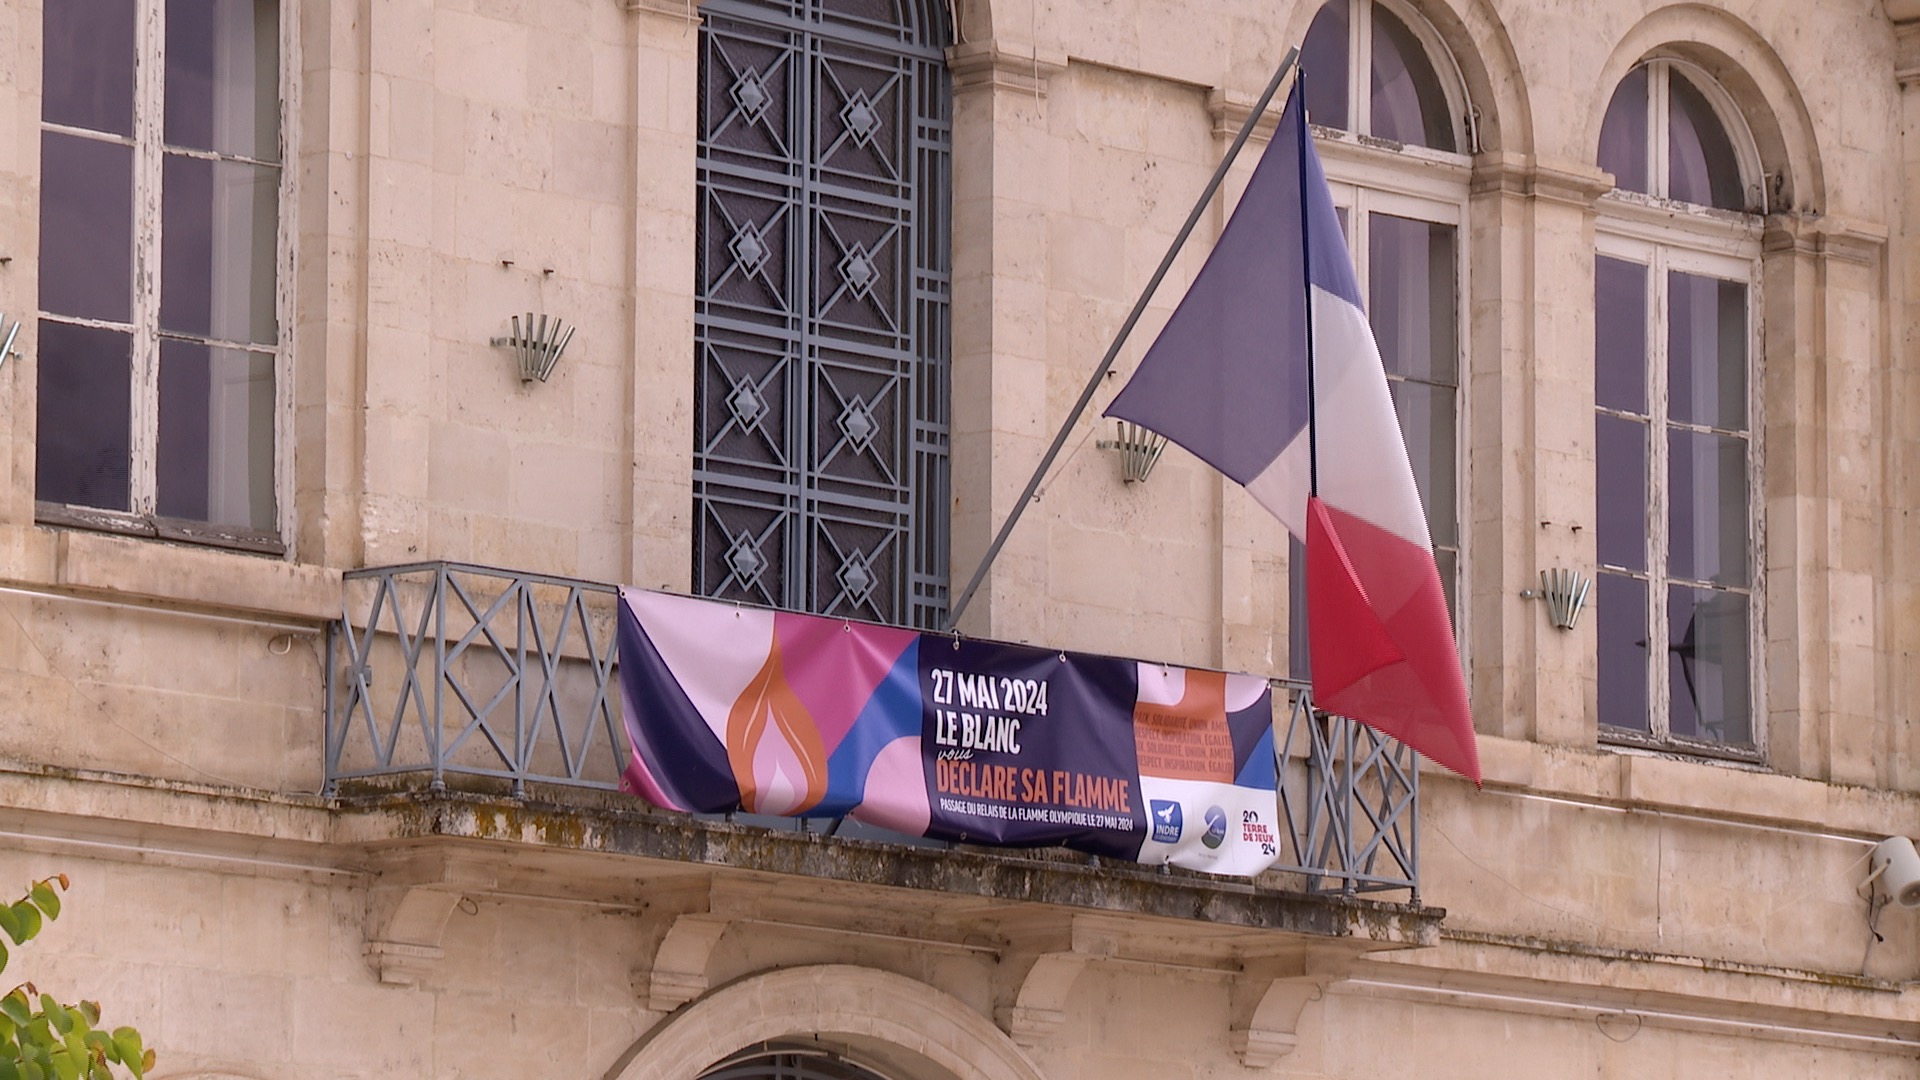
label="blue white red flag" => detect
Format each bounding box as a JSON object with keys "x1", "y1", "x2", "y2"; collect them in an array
[{"x1": 1103, "y1": 81, "x2": 1480, "y2": 783}]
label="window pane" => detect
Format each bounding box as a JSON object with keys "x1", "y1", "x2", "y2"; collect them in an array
[
  {"x1": 1594, "y1": 256, "x2": 1646, "y2": 414},
  {"x1": 1597, "y1": 66, "x2": 1648, "y2": 194},
  {"x1": 43, "y1": 0, "x2": 136, "y2": 135},
  {"x1": 158, "y1": 340, "x2": 277, "y2": 530},
  {"x1": 1301, "y1": 0, "x2": 1350, "y2": 131},
  {"x1": 1368, "y1": 3, "x2": 1454, "y2": 150},
  {"x1": 1667, "y1": 272, "x2": 1746, "y2": 431},
  {"x1": 1596, "y1": 572, "x2": 1649, "y2": 732},
  {"x1": 38, "y1": 131, "x2": 135, "y2": 323},
  {"x1": 160, "y1": 154, "x2": 280, "y2": 345},
  {"x1": 1389, "y1": 379, "x2": 1456, "y2": 547},
  {"x1": 1595, "y1": 413, "x2": 1647, "y2": 573},
  {"x1": 35, "y1": 321, "x2": 132, "y2": 512},
  {"x1": 1667, "y1": 70, "x2": 1744, "y2": 210},
  {"x1": 1667, "y1": 586, "x2": 1751, "y2": 745},
  {"x1": 166, "y1": 0, "x2": 283, "y2": 161},
  {"x1": 1369, "y1": 215, "x2": 1456, "y2": 382},
  {"x1": 1668, "y1": 429, "x2": 1748, "y2": 587}
]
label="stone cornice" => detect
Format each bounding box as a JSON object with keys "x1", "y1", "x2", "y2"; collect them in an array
[
  {"x1": 1469, "y1": 152, "x2": 1613, "y2": 207},
  {"x1": 947, "y1": 40, "x2": 1069, "y2": 97},
  {"x1": 1207, "y1": 89, "x2": 1281, "y2": 144},
  {"x1": 1895, "y1": 21, "x2": 1920, "y2": 86},
  {"x1": 1763, "y1": 214, "x2": 1888, "y2": 264},
  {"x1": 618, "y1": 0, "x2": 702, "y2": 24}
]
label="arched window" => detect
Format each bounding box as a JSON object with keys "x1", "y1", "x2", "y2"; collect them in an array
[
  {"x1": 1592, "y1": 60, "x2": 1762, "y2": 755},
  {"x1": 1299, "y1": 0, "x2": 1464, "y2": 151},
  {"x1": 692, "y1": 0, "x2": 952, "y2": 630},
  {"x1": 1288, "y1": 0, "x2": 1470, "y2": 680},
  {"x1": 1598, "y1": 60, "x2": 1754, "y2": 211}
]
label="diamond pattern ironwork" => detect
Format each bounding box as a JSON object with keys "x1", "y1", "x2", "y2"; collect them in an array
[
  {"x1": 838, "y1": 396, "x2": 877, "y2": 453},
  {"x1": 838, "y1": 245, "x2": 877, "y2": 298},
  {"x1": 732, "y1": 68, "x2": 772, "y2": 124},
  {"x1": 842, "y1": 91, "x2": 881, "y2": 145},
  {"x1": 730, "y1": 222, "x2": 770, "y2": 276},
  {"x1": 837, "y1": 550, "x2": 875, "y2": 605},
  {"x1": 728, "y1": 376, "x2": 769, "y2": 430},
  {"x1": 695, "y1": 0, "x2": 950, "y2": 628},
  {"x1": 727, "y1": 533, "x2": 769, "y2": 584}
]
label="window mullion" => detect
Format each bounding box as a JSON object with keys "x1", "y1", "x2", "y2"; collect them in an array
[
  {"x1": 128, "y1": 0, "x2": 166, "y2": 517},
  {"x1": 1350, "y1": 2, "x2": 1372, "y2": 139},
  {"x1": 1649, "y1": 62, "x2": 1670, "y2": 202},
  {"x1": 1647, "y1": 251, "x2": 1671, "y2": 739}
]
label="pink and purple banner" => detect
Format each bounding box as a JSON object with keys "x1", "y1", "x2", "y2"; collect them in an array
[{"x1": 618, "y1": 589, "x2": 1284, "y2": 878}]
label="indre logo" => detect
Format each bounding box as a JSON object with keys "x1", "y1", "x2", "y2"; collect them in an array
[
  {"x1": 1201, "y1": 805, "x2": 1228, "y2": 849},
  {"x1": 1150, "y1": 799, "x2": 1183, "y2": 843}
]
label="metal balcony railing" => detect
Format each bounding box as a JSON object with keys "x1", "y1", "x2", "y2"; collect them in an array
[
  {"x1": 325, "y1": 562, "x2": 626, "y2": 795},
  {"x1": 325, "y1": 562, "x2": 1418, "y2": 898}
]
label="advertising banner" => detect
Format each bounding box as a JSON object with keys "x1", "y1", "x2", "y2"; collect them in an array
[{"x1": 618, "y1": 589, "x2": 1282, "y2": 877}]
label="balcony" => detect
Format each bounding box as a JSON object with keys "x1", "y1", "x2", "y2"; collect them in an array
[
  {"x1": 325, "y1": 562, "x2": 1438, "y2": 1057},
  {"x1": 327, "y1": 561, "x2": 1422, "y2": 888}
]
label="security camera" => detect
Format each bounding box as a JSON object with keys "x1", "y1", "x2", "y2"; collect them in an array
[{"x1": 1869, "y1": 836, "x2": 1920, "y2": 909}]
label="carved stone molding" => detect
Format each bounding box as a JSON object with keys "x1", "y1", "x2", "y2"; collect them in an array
[
  {"x1": 630, "y1": 877, "x2": 775, "y2": 1012},
  {"x1": 948, "y1": 40, "x2": 1068, "y2": 97},
  {"x1": 642, "y1": 913, "x2": 735, "y2": 1012},
  {"x1": 1228, "y1": 953, "x2": 1354, "y2": 1069},
  {"x1": 363, "y1": 851, "x2": 499, "y2": 987}
]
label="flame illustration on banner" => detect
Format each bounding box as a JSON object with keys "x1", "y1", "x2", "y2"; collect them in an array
[{"x1": 726, "y1": 637, "x2": 829, "y2": 816}]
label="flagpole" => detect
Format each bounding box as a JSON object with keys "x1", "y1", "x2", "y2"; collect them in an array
[
  {"x1": 1296, "y1": 70, "x2": 1320, "y2": 498},
  {"x1": 945, "y1": 47, "x2": 1302, "y2": 632}
]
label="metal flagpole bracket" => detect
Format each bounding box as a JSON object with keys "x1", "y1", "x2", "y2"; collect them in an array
[{"x1": 0, "y1": 313, "x2": 23, "y2": 374}]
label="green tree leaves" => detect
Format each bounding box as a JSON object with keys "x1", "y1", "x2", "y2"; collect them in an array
[{"x1": 0, "y1": 878, "x2": 148, "y2": 1080}]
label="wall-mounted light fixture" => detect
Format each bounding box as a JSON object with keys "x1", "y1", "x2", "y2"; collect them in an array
[
  {"x1": 491, "y1": 313, "x2": 574, "y2": 383},
  {"x1": 1522, "y1": 567, "x2": 1591, "y2": 630},
  {"x1": 1867, "y1": 835, "x2": 1920, "y2": 909},
  {"x1": 1095, "y1": 419, "x2": 1168, "y2": 484}
]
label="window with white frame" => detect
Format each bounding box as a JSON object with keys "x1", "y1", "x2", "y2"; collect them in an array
[
  {"x1": 1593, "y1": 59, "x2": 1762, "y2": 754},
  {"x1": 38, "y1": 0, "x2": 284, "y2": 549},
  {"x1": 1290, "y1": 0, "x2": 1468, "y2": 680}
]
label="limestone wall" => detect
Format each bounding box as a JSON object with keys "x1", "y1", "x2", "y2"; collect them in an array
[{"x1": 0, "y1": 0, "x2": 1915, "y2": 1078}]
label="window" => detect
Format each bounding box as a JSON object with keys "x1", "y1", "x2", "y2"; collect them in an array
[
  {"x1": 691, "y1": 0, "x2": 951, "y2": 629},
  {"x1": 38, "y1": 0, "x2": 284, "y2": 550},
  {"x1": 1290, "y1": 0, "x2": 1468, "y2": 680},
  {"x1": 1594, "y1": 61, "x2": 1761, "y2": 754},
  {"x1": 1300, "y1": 0, "x2": 1466, "y2": 152}
]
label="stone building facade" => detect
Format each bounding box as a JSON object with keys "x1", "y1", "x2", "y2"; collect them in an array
[{"x1": 0, "y1": 0, "x2": 1917, "y2": 1078}]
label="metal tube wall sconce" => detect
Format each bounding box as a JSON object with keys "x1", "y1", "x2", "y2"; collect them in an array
[
  {"x1": 0, "y1": 313, "x2": 22, "y2": 374},
  {"x1": 1095, "y1": 420, "x2": 1169, "y2": 484},
  {"x1": 491, "y1": 313, "x2": 574, "y2": 382},
  {"x1": 1529, "y1": 568, "x2": 1592, "y2": 630}
]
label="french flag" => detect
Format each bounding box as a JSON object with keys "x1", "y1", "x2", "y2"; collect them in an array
[{"x1": 1104, "y1": 81, "x2": 1480, "y2": 784}]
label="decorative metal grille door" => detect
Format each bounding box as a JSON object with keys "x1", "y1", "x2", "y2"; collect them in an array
[{"x1": 693, "y1": 0, "x2": 952, "y2": 629}]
